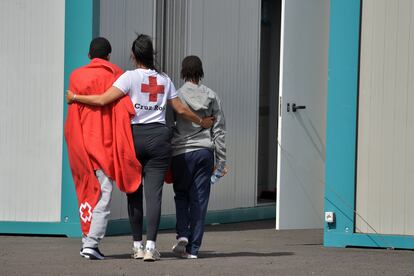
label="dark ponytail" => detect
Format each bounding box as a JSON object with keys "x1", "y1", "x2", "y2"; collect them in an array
[{"x1": 131, "y1": 34, "x2": 161, "y2": 73}]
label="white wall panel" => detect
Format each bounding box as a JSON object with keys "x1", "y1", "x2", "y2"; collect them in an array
[
  {"x1": 0, "y1": 0, "x2": 64, "y2": 222},
  {"x1": 356, "y1": 0, "x2": 414, "y2": 235}
]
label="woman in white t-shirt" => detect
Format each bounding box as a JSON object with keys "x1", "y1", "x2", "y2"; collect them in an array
[{"x1": 66, "y1": 34, "x2": 213, "y2": 261}]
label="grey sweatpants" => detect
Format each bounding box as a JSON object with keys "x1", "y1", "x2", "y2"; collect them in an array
[{"x1": 82, "y1": 169, "x2": 113, "y2": 248}]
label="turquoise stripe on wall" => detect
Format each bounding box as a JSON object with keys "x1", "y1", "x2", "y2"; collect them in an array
[
  {"x1": 324, "y1": 0, "x2": 361, "y2": 245},
  {"x1": 324, "y1": 0, "x2": 414, "y2": 249},
  {"x1": 61, "y1": 0, "x2": 100, "y2": 237},
  {"x1": 108, "y1": 205, "x2": 276, "y2": 236}
]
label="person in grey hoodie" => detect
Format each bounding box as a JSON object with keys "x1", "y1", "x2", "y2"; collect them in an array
[{"x1": 171, "y1": 56, "x2": 227, "y2": 259}]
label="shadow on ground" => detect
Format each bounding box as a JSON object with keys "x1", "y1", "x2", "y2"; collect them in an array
[
  {"x1": 202, "y1": 219, "x2": 276, "y2": 232},
  {"x1": 106, "y1": 251, "x2": 294, "y2": 260}
]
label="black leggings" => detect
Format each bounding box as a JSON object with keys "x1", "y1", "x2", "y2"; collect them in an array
[{"x1": 128, "y1": 123, "x2": 171, "y2": 242}]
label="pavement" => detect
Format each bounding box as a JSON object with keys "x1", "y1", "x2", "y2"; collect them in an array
[{"x1": 0, "y1": 220, "x2": 413, "y2": 276}]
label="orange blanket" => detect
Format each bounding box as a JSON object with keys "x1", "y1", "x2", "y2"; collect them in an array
[{"x1": 64, "y1": 58, "x2": 141, "y2": 234}]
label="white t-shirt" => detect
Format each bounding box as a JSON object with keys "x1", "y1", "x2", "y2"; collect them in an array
[{"x1": 113, "y1": 69, "x2": 178, "y2": 124}]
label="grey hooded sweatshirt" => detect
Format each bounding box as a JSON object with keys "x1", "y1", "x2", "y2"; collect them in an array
[{"x1": 171, "y1": 82, "x2": 226, "y2": 164}]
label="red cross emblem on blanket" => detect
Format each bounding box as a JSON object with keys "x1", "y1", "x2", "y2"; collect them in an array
[
  {"x1": 141, "y1": 76, "x2": 165, "y2": 102},
  {"x1": 79, "y1": 202, "x2": 93, "y2": 223}
]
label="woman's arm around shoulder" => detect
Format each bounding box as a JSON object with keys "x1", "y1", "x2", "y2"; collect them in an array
[
  {"x1": 66, "y1": 86, "x2": 125, "y2": 106},
  {"x1": 168, "y1": 97, "x2": 214, "y2": 128}
]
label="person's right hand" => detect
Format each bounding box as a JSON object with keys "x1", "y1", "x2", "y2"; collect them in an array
[
  {"x1": 200, "y1": 116, "x2": 215, "y2": 128},
  {"x1": 212, "y1": 165, "x2": 229, "y2": 177},
  {"x1": 66, "y1": 90, "x2": 75, "y2": 104},
  {"x1": 221, "y1": 166, "x2": 229, "y2": 177}
]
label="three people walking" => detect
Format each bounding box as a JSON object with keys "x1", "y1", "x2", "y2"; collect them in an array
[{"x1": 66, "y1": 35, "x2": 226, "y2": 261}]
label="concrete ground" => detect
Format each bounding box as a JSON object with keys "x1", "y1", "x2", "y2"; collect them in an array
[{"x1": 0, "y1": 220, "x2": 413, "y2": 276}]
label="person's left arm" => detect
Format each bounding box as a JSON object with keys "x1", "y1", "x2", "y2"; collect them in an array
[{"x1": 211, "y1": 93, "x2": 228, "y2": 176}]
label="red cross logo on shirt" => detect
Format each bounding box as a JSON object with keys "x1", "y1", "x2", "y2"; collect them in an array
[{"x1": 141, "y1": 76, "x2": 165, "y2": 102}]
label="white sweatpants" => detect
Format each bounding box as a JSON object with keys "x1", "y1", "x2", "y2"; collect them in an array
[{"x1": 82, "y1": 169, "x2": 113, "y2": 248}]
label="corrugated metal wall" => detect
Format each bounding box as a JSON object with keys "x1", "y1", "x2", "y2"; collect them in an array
[
  {"x1": 161, "y1": 0, "x2": 188, "y2": 86},
  {"x1": 0, "y1": 0, "x2": 65, "y2": 222},
  {"x1": 186, "y1": 0, "x2": 261, "y2": 210},
  {"x1": 356, "y1": 0, "x2": 414, "y2": 235},
  {"x1": 100, "y1": 0, "x2": 261, "y2": 219},
  {"x1": 100, "y1": 0, "x2": 155, "y2": 71}
]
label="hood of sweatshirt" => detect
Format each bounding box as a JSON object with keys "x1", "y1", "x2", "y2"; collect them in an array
[{"x1": 179, "y1": 82, "x2": 213, "y2": 111}]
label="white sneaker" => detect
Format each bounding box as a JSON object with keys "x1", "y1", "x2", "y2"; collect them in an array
[
  {"x1": 132, "y1": 245, "x2": 145, "y2": 259},
  {"x1": 181, "y1": 252, "x2": 198, "y2": 259},
  {"x1": 172, "y1": 237, "x2": 188, "y2": 257},
  {"x1": 143, "y1": 248, "x2": 161, "y2": 262}
]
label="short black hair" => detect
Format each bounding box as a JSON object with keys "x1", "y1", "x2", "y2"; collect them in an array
[
  {"x1": 89, "y1": 37, "x2": 112, "y2": 59},
  {"x1": 181, "y1": 55, "x2": 204, "y2": 82}
]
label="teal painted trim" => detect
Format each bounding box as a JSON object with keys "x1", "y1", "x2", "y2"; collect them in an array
[
  {"x1": 106, "y1": 205, "x2": 276, "y2": 237},
  {"x1": 204, "y1": 204, "x2": 275, "y2": 225},
  {"x1": 324, "y1": 0, "x2": 361, "y2": 248},
  {"x1": 106, "y1": 219, "x2": 132, "y2": 236},
  {"x1": 60, "y1": 0, "x2": 97, "y2": 237},
  {"x1": 0, "y1": 204, "x2": 274, "y2": 237},
  {"x1": 325, "y1": 232, "x2": 414, "y2": 250},
  {"x1": 0, "y1": 222, "x2": 80, "y2": 238},
  {"x1": 324, "y1": 0, "x2": 414, "y2": 249}
]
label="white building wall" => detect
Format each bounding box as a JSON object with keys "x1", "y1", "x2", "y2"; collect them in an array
[
  {"x1": 0, "y1": 0, "x2": 65, "y2": 222},
  {"x1": 356, "y1": 0, "x2": 414, "y2": 235}
]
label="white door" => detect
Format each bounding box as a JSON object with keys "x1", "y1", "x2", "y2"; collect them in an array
[{"x1": 276, "y1": 0, "x2": 330, "y2": 229}]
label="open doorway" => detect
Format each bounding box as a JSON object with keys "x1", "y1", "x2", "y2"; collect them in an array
[{"x1": 257, "y1": 0, "x2": 282, "y2": 204}]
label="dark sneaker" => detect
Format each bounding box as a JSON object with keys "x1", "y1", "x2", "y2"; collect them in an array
[{"x1": 81, "y1": 247, "x2": 105, "y2": 260}]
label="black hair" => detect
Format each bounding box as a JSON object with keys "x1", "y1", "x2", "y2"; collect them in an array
[
  {"x1": 89, "y1": 37, "x2": 112, "y2": 59},
  {"x1": 131, "y1": 34, "x2": 160, "y2": 73},
  {"x1": 181, "y1": 55, "x2": 204, "y2": 82}
]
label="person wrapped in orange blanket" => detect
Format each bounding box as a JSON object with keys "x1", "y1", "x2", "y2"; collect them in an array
[{"x1": 64, "y1": 37, "x2": 141, "y2": 260}]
